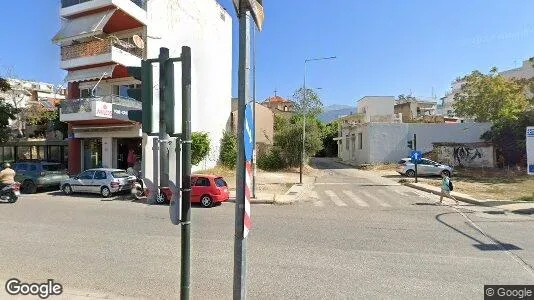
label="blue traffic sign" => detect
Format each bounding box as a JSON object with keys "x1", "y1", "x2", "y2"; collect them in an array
[
  {"x1": 410, "y1": 151, "x2": 422, "y2": 163},
  {"x1": 244, "y1": 103, "x2": 254, "y2": 161}
]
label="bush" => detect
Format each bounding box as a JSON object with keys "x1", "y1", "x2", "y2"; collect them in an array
[
  {"x1": 257, "y1": 147, "x2": 286, "y2": 171},
  {"x1": 219, "y1": 131, "x2": 237, "y2": 168},
  {"x1": 191, "y1": 132, "x2": 210, "y2": 166}
]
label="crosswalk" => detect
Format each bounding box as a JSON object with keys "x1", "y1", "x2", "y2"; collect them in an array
[{"x1": 307, "y1": 186, "x2": 430, "y2": 208}]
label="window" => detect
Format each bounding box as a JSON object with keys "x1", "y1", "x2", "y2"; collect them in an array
[
  {"x1": 94, "y1": 171, "x2": 107, "y2": 180},
  {"x1": 80, "y1": 89, "x2": 91, "y2": 98},
  {"x1": 194, "y1": 177, "x2": 210, "y2": 187},
  {"x1": 358, "y1": 133, "x2": 363, "y2": 149},
  {"x1": 42, "y1": 164, "x2": 62, "y2": 172},
  {"x1": 215, "y1": 178, "x2": 227, "y2": 187},
  {"x1": 15, "y1": 164, "x2": 27, "y2": 172},
  {"x1": 29, "y1": 164, "x2": 37, "y2": 172},
  {"x1": 79, "y1": 170, "x2": 95, "y2": 180},
  {"x1": 114, "y1": 84, "x2": 139, "y2": 98},
  {"x1": 112, "y1": 171, "x2": 130, "y2": 178},
  {"x1": 345, "y1": 135, "x2": 349, "y2": 150}
]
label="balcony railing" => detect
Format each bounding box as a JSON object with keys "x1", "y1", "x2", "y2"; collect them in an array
[
  {"x1": 61, "y1": 0, "x2": 147, "y2": 10},
  {"x1": 60, "y1": 95, "x2": 142, "y2": 114},
  {"x1": 61, "y1": 37, "x2": 143, "y2": 61}
]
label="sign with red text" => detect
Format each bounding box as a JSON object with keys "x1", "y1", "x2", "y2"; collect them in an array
[{"x1": 95, "y1": 101, "x2": 112, "y2": 118}]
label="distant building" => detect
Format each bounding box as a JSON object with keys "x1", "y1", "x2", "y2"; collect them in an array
[
  {"x1": 394, "y1": 98, "x2": 437, "y2": 122},
  {"x1": 230, "y1": 99, "x2": 274, "y2": 155},
  {"x1": 356, "y1": 96, "x2": 398, "y2": 123},
  {"x1": 0, "y1": 78, "x2": 68, "y2": 164},
  {"x1": 262, "y1": 95, "x2": 295, "y2": 118}
]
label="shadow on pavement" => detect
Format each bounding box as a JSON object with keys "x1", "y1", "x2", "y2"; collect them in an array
[{"x1": 309, "y1": 157, "x2": 353, "y2": 170}]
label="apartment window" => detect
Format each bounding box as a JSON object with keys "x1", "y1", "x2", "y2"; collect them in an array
[
  {"x1": 114, "y1": 84, "x2": 139, "y2": 98},
  {"x1": 358, "y1": 133, "x2": 363, "y2": 149},
  {"x1": 351, "y1": 134, "x2": 356, "y2": 157}
]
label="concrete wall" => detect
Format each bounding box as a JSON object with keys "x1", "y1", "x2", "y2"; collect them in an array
[
  {"x1": 434, "y1": 143, "x2": 495, "y2": 167},
  {"x1": 339, "y1": 122, "x2": 492, "y2": 164},
  {"x1": 357, "y1": 96, "x2": 395, "y2": 122}
]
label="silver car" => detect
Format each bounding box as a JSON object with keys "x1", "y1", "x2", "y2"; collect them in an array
[
  {"x1": 61, "y1": 168, "x2": 137, "y2": 198},
  {"x1": 397, "y1": 158, "x2": 453, "y2": 177}
]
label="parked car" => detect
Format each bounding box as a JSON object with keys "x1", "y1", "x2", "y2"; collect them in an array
[
  {"x1": 397, "y1": 158, "x2": 453, "y2": 177},
  {"x1": 158, "y1": 174, "x2": 230, "y2": 207},
  {"x1": 61, "y1": 168, "x2": 137, "y2": 198},
  {"x1": 13, "y1": 160, "x2": 70, "y2": 194}
]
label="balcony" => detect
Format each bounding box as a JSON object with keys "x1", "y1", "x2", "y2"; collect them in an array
[
  {"x1": 60, "y1": 37, "x2": 143, "y2": 70},
  {"x1": 60, "y1": 0, "x2": 147, "y2": 25},
  {"x1": 60, "y1": 95, "x2": 142, "y2": 122}
]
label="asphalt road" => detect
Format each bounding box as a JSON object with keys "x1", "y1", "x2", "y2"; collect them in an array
[{"x1": 1, "y1": 158, "x2": 533, "y2": 299}]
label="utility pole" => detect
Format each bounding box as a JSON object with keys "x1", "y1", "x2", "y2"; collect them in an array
[
  {"x1": 414, "y1": 133, "x2": 418, "y2": 183},
  {"x1": 252, "y1": 23, "x2": 257, "y2": 199},
  {"x1": 232, "y1": 1, "x2": 263, "y2": 299}
]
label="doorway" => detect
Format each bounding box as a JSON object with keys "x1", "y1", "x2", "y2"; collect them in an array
[
  {"x1": 83, "y1": 138, "x2": 102, "y2": 170},
  {"x1": 116, "y1": 138, "x2": 142, "y2": 170}
]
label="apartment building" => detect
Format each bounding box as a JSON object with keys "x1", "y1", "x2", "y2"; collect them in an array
[{"x1": 52, "y1": 0, "x2": 232, "y2": 186}]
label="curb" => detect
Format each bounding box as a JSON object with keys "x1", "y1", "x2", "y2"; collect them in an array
[
  {"x1": 404, "y1": 183, "x2": 484, "y2": 206},
  {"x1": 226, "y1": 198, "x2": 275, "y2": 205}
]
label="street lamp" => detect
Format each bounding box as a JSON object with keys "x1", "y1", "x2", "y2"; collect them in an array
[{"x1": 300, "y1": 56, "x2": 336, "y2": 184}]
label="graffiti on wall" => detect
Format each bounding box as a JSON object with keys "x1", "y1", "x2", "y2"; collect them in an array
[{"x1": 453, "y1": 146, "x2": 482, "y2": 166}]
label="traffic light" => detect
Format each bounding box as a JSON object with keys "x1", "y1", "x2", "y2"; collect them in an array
[
  {"x1": 127, "y1": 60, "x2": 155, "y2": 134},
  {"x1": 407, "y1": 139, "x2": 413, "y2": 149}
]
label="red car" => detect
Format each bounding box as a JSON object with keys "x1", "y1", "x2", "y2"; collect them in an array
[{"x1": 158, "y1": 174, "x2": 230, "y2": 207}]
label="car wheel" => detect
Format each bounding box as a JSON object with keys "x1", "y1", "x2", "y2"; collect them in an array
[
  {"x1": 156, "y1": 191, "x2": 167, "y2": 204},
  {"x1": 405, "y1": 170, "x2": 416, "y2": 177},
  {"x1": 62, "y1": 184, "x2": 73, "y2": 195},
  {"x1": 22, "y1": 180, "x2": 37, "y2": 194},
  {"x1": 101, "y1": 186, "x2": 111, "y2": 198},
  {"x1": 441, "y1": 170, "x2": 451, "y2": 177},
  {"x1": 200, "y1": 195, "x2": 213, "y2": 208}
]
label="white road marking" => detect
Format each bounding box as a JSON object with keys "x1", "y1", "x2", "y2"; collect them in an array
[
  {"x1": 360, "y1": 190, "x2": 392, "y2": 207},
  {"x1": 342, "y1": 190, "x2": 369, "y2": 207},
  {"x1": 324, "y1": 190, "x2": 348, "y2": 207}
]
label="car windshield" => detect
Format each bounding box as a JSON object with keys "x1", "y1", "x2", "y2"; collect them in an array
[
  {"x1": 215, "y1": 178, "x2": 227, "y2": 187},
  {"x1": 112, "y1": 171, "x2": 130, "y2": 178}
]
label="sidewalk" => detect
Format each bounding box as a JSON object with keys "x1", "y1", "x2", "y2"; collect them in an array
[
  {"x1": 227, "y1": 181, "x2": 315, "y2": 205},
  {"x1": 404, "y1": 182, "x2": 534, "y2": 215}
]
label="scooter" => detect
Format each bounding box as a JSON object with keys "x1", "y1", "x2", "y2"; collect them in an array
[
  {"x1": 0, "y1": 182, "x2": 21, "y2": 203},
  {"x1": 131, "y1": 173, "x2": 146, "y2": 200}
]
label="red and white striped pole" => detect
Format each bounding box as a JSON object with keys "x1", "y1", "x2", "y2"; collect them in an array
[{"x1": 244, "y1": 161, "x2": 253, "y2": 237}]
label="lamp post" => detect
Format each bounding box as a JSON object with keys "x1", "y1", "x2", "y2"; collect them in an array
[{"x1": 300, "y1": 56, "x2": 336, "y2": 184}]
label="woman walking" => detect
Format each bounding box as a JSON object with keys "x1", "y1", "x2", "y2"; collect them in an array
[{"x1": 438, "y1": 172, "x2": 459, "y2": 205}]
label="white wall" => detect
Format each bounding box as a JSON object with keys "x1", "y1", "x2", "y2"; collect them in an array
[
  {"x1": 339, "y1": 122, "x2": 493, "y2": 164},
  {"x1": 141, "y1": 0, "x2": 231, "y2": 193},
  {"x1": 357, "y1": 96, "x2": 395, "y2": 122}
]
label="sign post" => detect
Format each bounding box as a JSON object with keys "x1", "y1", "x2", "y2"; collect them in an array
[
  {"x1": 527, "y1": 127, "x2": 534, "y2": 175},
  {"x1": 233, "y1": 1, "x2": 263, "y2": 299},
  {"x1": 410, "y1": 134, "x2": 420, "y2": 183}
]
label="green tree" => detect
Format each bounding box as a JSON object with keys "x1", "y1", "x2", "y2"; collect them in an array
[
  {"x1": 292, "y1": 87, "x2": 323, "y2": 117},
  {"x1": 317, "y1": 121, "x2": 339, "y2": 157},
  {"x1": 273, "y1": 116, "x2": 323, "y2": 167},
  {"x1": 0, "y1": 77, "x2": 19, "y2": 143},
  {"x1": 453, "y1": 68, "x2": 534, "y2": 122},
  {"x1": 219, "y1": 130, "x2": 237, "y2": 168},
  {"x1": 191, "y1": 132, "x2": 210, "y2": 166}
]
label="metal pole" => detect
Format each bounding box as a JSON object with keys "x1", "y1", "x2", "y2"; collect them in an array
[
  {"x1": 180, "y1": 46, "x2": 192, "y2": 300},
  {"x1": 152, "y1": 137, "x2": 159, "y2": 204},
  {"x1": 159, "y1": 48, "x2": 170, "y2": 189},
  {"x1": 234, "y1": 8, "x2": 251, "y2": 300},
  {"x1": 252, "y1": 24, "x2": 256, "y2": 199},
  {"x1": 300, "y1": 62, "x2": 307, "y2": 184},
  {"x1": 414, "y1": 133, "x2": 418, "y2": 183}
]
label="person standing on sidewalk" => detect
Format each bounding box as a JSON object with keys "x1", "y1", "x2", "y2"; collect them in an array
[{"x1": 438, "y1": 172, "x2": 459, "y2": 205}]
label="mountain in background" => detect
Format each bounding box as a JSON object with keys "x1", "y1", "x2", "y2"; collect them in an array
[{"x1": 318, "y1": 104, "x2": 356, "y2": 123}]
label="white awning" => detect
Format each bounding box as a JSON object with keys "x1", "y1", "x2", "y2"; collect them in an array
[
  {"x1": 52, "y1": 9, "x2": 117, "y2": 44},
  {"x1": 64, "y1": 64, "x2": 117, "y2": 83}
]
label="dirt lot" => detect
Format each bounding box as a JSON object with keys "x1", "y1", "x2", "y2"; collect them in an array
[
  {"x1": 358, "y1": 164, "x2": 534, "y2": 201},
  {"x1": 195, "y1": 165, "x2": 317, "y2": 196}
]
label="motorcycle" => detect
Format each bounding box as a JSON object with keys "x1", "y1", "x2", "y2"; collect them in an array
[
  {"x1": 0, "y1": 182, "x2": 21, "y2": 203},
  {"x1": 131, "y1": 173, "x2": 146, "y2": 200}
]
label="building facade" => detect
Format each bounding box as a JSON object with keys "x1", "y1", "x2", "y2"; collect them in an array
[
  {"x1": 262, "y1": 95, "x2": 295, "y2": 118},
  {"x1": 336, "y1": 122, "x2": 492, "y2": 164},
  {"x1": 230, "y1": 99, "x2": 274, "y2": 155},
  {"x1": 356, "y1": 96, "x2": 398, "y2": 123},
  {"x1": 52, "y1": 0, "x2": 232, "y2": 187}
]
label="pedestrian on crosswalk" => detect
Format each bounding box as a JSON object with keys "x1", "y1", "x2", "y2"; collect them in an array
[{"x1": 438, "y1": 172, "x2": 459, "y2": 206}]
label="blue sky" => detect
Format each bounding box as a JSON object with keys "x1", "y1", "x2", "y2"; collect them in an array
[{"x1": 2, "y1": 1, "x2": 534, "y2": 107}]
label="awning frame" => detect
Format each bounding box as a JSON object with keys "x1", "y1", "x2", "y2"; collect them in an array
[{"x1": 52, "y1": 9, "x2": 117, "y2": 45}]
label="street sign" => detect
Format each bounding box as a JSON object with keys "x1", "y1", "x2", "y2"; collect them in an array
[
  {"x1": 232, "y1": 0, "x2": 264, "y2": 31},
  {"x1": 527, "y1": 127, "x2": 534, "y2": 175},
  {"x1": 244, "y1": 102, "x2": 254, "y2": 161},
  {"x1": 411, "y1": 150, "x2": 422, "y2": 163}
]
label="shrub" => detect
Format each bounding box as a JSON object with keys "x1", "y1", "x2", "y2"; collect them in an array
[
  {"x1": 191, "y1": 132, "x2": 210, "y2": 166},
  {"x1": 219, "y1": 131, "x2": 237, "y2": 168},
  {"x1": 257, "y1": 147, "x2": 286, "y2": 171}
]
